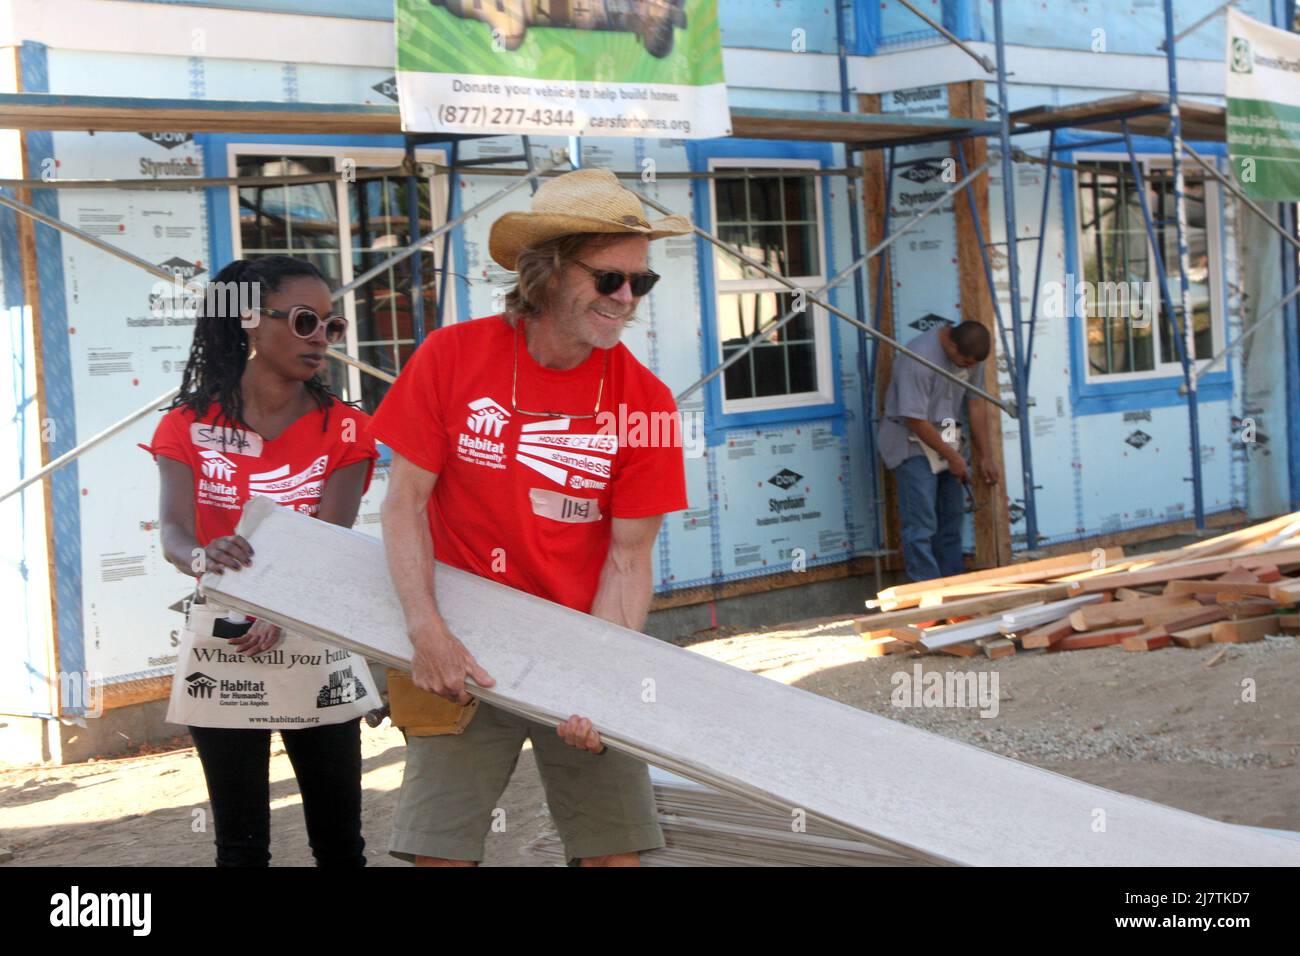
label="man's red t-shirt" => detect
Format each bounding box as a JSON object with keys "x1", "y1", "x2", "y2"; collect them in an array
[
  {"x1": 368, "y1": 315, "x2": 688, "y2": 612},
  {"x1": 142, "y1": 401, "x2": 379, "y2": 546}
]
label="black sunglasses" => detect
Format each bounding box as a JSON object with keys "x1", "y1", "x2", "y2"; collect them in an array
[
  {"x1": 574, "y1": 261, "x2": 661, "y2": 297},
  {"x1": 258, "y1": 306, "x2": 348, "y2": 345}
]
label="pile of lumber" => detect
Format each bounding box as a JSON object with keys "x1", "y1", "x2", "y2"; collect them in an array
[
  {"x1": 529, "y1": 768, "x2": 935, "y2": 867},
  {"x1": 856, "y1": 513, "x2": 1300, "y2": 659}
]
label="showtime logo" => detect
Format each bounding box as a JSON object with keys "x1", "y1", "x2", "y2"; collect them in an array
[{"x1": 466, "y1": 397, "x2": 511, "y2": 438}]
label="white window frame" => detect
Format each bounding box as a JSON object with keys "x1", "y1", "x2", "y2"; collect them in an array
[
  {"x1": 228, "y1": 143, "x2": 452, "y2": 401},
  {"x1": 707, "y1": 157, "x2": 835, "y2": 414},
  {"x1": 1074, "y1": 151, "x2": 1225, "y2": 386}
]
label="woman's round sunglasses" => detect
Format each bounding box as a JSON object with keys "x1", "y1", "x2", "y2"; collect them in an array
[
  {"x1": 256, "y1": 306, "x2": 348, "y2": 344},
  {"x1": 574, "y1": 260, "x2": 661, "y2": 297}
]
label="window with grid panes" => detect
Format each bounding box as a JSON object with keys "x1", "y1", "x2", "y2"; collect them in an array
[
  {"x1": 236, "y1": 152, "x2": 440, "y2": 410},
  {"x1": 1076, "y1": 158, "x2": 1220, "y2": 380},
  {"x1": 710, "y1": 163, "x2": 828, "y2": 407}
]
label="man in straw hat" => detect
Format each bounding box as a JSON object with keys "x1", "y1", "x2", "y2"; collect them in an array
[{"x1": 369, "y1": 168, "x2": 692, "y2": 866}]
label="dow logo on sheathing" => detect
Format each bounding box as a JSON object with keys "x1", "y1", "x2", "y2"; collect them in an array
[
  {"x1": 768, "y1": 468, "x2": 803, "y2": 490},
  {"x1": 900, "y1": 162, "x2": 943, "y2": 184},
  {"x1": 1126, "y1": 430, "x2": 1152, "y2": 450}
]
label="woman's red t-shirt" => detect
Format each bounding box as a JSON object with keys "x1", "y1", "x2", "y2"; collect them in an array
[{"x1": 142, "y1": 400, "x2": 379, "y2": 546}]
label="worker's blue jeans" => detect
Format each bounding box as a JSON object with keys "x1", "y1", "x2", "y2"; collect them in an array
[{"x1": 893, "y1": 454, "x2": 966, "y2": 583}]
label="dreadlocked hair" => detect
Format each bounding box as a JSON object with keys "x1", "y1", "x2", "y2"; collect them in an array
[{"x1": 169, "y1": 256, "x2": 341, "y2": 435}]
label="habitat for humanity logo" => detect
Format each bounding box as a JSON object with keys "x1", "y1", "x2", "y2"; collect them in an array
[
  {"x1": 50, "y1": 886, "x2": 151, "y2": 936},
  {"x1": 466, "y1": 397, "x2": 511, "y2": 437},
  {"x1": 199, "y1": 450, "x2": 237, "y2": 481},
  {"x1": 185, "y1": 672, "x2": 216, "y2": 699},
  {"x1": 1231, "y1": 35, "x2": 1253, "y2": 73}
]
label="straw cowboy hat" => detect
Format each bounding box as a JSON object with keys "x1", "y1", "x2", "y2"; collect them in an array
[{"x1": 489, "y1": 168, "x2": 692, "y2": 270}]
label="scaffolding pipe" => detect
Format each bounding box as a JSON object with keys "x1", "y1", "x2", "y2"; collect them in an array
[
  {"x1": 1157, "y1": 0, "x2": 1242, "y2": 51},
  {"x1": 836, "y1": 0, "x2": 883, "y2": 578},
  {"x1": 1183, "y1": 143, "x2": 1300, "y2": 255},
  {"x1": 405, "y1": 140, "x2": 427, "y2": 345},
  {"x1": 993, "y1": 0, "x2": 1039, "y2": 548},
  {"x1": 1184, "y1": 283, "x2": 1300, "y2": 388},
  {"x1": 1162, "y1": 0, "x2": 1207, "y2": 531},
  {"x1": 896, "y1": 0, "x2": 996, "y2": 72},
  {"x1": 0, "y1": 388, "x2": 179, "y2": 504},
  {"x1": 0, "y1": 191, "x2": 179, "y2": 283},
  {"x1": 1024, "y1": 129, "x2": 1057, "y2": 380}
]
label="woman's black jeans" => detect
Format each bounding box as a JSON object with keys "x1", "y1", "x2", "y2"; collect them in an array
[{"x1": 189, "y1": 718, "x2": 366, "y2": 867}]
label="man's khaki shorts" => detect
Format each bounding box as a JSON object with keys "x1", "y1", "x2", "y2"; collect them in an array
[{"x1": 389, "y1": 701, "x2": 664, "y2": 864}]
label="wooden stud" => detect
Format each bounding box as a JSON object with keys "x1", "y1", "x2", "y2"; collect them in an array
[
  {"x1": 982, "y1": 638, "x2": 1016, "y2": 659},
  {"x1": 1211, "y1": 616, "x2": 1279, "y2": 644},
  {"x1": 1049, "y1": 626, "x2": 1144, "y2": 652},
  {"x1": 1143, "y1": 605, "x2": 1229, "y2": 630},
  {"x1": 1170, "y1": 626, "x2": 1216, "y2": 648},
  {"x1": 1020, "y1": 618, "x2": 1076, "y2": 648},
  {"x1": 1069, "y1": 596, "x2": 1199, "y2": 631},
  {"x1": 1122, "y1": 630, "x2": 1172, "y2": 652}
]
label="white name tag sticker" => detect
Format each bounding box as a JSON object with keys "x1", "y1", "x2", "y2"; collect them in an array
[
  {"x1": 190, "y1": 423, "x2": 263, "y2": 458},
  {"x1": 529, "y1": 488, "x2": 603, "y2": 524}
]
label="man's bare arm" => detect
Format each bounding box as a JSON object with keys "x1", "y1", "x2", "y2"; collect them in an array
[
  {"x1": 588, "y1": 514, "x2": 664, "y2": 631},
  {"x1": 380, "y1": 451, "x2": 493, "y2": 703}
]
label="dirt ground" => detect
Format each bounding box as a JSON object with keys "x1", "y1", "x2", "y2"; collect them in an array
[{"x1": 2, "y1": 616, "x2": 1297, "y2": 866}]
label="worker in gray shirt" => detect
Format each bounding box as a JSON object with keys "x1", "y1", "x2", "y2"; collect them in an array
[{"x1": 878, "y1": 320, "x2": 1000, "y2": 581}]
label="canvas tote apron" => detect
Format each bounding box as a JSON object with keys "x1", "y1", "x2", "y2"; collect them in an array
[{"x1": 168, "y1": 600, "x2": 375, "y2": 730}]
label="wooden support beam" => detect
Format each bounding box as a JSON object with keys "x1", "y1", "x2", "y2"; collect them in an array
[
  {"x1": 1019, "y1": 618, "x2": 1076, "y2": 649},
  {"x1": 1066, "y1": 546, "x2": 1300, "y2": 594},
  {"x1": 1069, "y1": 596, "x2": 1199, "y2": 631},
  {"x1": 982, "y1": 638, "x2": 1016, "y2": 659},
  {"x1": 1148, "y1": 605, "x2": 1229, "y2": 630},
  {"x1": 1211, "y1": 616, "x2": 1280, "y2": 644},
  {"x1": 949, "y1": 79, "x2": 1010, "y2": 569},
  {"x1": 1164, "y1": 579, "x2": 1276, "y2": 598},
  {"x1": 878, "y1": 548, "x2": 1121, "y2": 603},
  {"x1": 1050, "y1": 626, "x2": 1144, "y2": 651},
  {"x1": 855, "y1": 587, "x2": 1068, "y2": 633},
  {"x1": 1122, "y1": 630, "x2": 1172, "y2": 652},
  {"x1": 1170, "y1": 626, "x2": 1216, "y2": 648}
]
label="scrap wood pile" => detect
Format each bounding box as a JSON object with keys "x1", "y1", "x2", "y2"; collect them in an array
[{"x1": 855, "y1": 512, "x2": 1300, "y2": 660}]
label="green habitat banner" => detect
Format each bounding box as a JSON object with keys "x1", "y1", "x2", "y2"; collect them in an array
[
  {"x1": 1226, "y1": 8, "x2": 1300, "y2": 200},
  {"x1": 396, "y1": 0, "x2": 729, "y2": 138}
]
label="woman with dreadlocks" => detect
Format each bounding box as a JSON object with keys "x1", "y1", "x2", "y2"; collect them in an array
[{"x1": 141, "y1": 256, "x2": 378, "y2": 867}]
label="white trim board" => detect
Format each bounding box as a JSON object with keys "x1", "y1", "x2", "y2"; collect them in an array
[{"x1": 202, "y1": 497, "x2": 1300, "y2": 867}]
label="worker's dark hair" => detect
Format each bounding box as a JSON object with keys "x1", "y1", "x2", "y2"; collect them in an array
[
  {"x1": 169, "y1": 256, "x2": 339, "y2": 432},
  {"x1": 951, "y1": 320, "x2": 991, "y2": 361}
]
